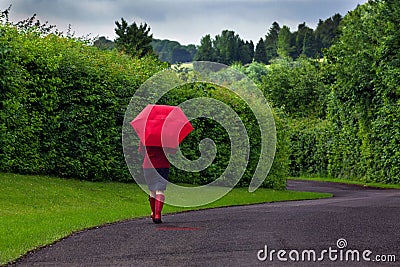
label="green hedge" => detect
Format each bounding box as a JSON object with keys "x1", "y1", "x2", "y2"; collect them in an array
[
  {"x1": 0, "y1": 24, "x2": 288, "y2": 189},
  {"x1": 157, "y1": 83, "x2": 288, "y2": 189},
  {"x1": 287, "y1": 118, "x2": 330, "y2": 177},
  {"x1": 0, "y1": 24, "x2": 167, "y2": 181},
  {"x1": 325, "y1": 0, "x2": 400, "y2": 184},
  {"x1": 261, "y1": 57, "x2": 328, "y2": 119},
  {"x1": 259, "y1": 56, "x2": 330, "y2": 179}
]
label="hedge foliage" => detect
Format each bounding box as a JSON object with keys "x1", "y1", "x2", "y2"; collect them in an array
[
  {"x1": 326, "y1": 0, "x2": 400, "y2": 183},
  {"x1": 262, "y1": 57, "x2": 328, "y2": 119},
  {"x1": 257, "y1": 0, "x2": 400, "y2": 185},
  {"x1": 0, "y1": 24, "x2": 167, "y2": 181},
  {"x1": 0, "y1": 24, "x2": 288, "y2": 189},
  {"x1": 157, "y1": 82, "x2": 288, "y2": 190},
  {"x1": 287, "y1": 118, "x2": 330, "y2": 177},
  {"x1": 260, "y1": 57, "x2": 330, "y2": 178}
]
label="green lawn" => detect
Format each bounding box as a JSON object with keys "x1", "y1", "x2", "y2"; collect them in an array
[
  {"x1": 290, "y1": 176, "x2": 400, "y2": 189},
  {"x1": 0, "y1": 173, "x2": 331, "y2": 265}
]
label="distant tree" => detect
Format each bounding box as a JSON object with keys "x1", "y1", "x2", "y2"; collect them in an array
[
  {"x1": 114, "y1": 18, "x2": 153, "y2": 57},
  {"x1": 151, "y1": 39, "x2": 197, "y2": 63},
  {"x1": 238, "y1": 40, "x2": 254, "y2": 64},
  {"x1": 254, "y1": 38, "x2": 268, "y2": 63},
  {"x1": 213, "y1": 30, "x2": 241, "y2": 64},
  {"x1": 277, "y1": 25, "x2": 295, "y2": 58},
  {"x1": 194, "y1": 34, "x2": 214, "y2": 61},
  {"x1": 152, "y1": 39, "x2": 178, "y2": 62},
  {"x1": 171, "y1": 47, "x2": 192, "y2": 63},
  {"x1": 265, "y1": 22, "x2": 280, "y2": 62},
  {"x1": 301, "y1": 28, "x2": 316, "y2": 58},
  {"x1": 294, "y1": 23, "x2": 316, "y2": 58},
  {"x1": 314, "y1": 13, "x2": 342, "y2": 55},
  {"x1": 239, "y1": 61, "x2": 269, "y2": 84},
  {"x1": 185, "y1": 44, "x2": 197, "y2": 59},
  {"x1": 262, "y1": 57, "x2": 327, "y2": 118},
  {"x1": 94, "y1": 36, "x2": 115, "y2": 50},
  {"x1": 195, "y1": 32, "x2": 253, "y2": 64}
]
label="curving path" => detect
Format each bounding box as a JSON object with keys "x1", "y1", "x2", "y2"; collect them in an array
[{"x1": 11, "y1": 180, "x2": 400, "y2": 266}]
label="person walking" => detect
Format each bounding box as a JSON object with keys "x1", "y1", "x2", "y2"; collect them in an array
[
  {"x1": 138, "y1": 142, "x2": 177, "y2": 224},
  {"x1": 131, "y1": 104, "x2": 193, "y2": 223}
]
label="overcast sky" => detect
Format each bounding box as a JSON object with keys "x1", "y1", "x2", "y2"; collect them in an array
[{"x1": 2, "y1": 0, "x2": 368, "y2": 45}]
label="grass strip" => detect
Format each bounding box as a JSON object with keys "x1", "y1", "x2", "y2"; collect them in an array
[
  {"x1": 0, "y1": 173, "x2": 331, "y2": 265},
  {"x1": 290, "y1": 176, "x2": 400, "y2": 189}
]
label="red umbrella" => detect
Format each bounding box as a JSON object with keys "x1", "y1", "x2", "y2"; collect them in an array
[{"x1": 130, "y1": 104, "x2": 194, "y2": 148}]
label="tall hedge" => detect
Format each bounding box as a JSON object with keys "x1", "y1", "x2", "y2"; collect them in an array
[
  {"x1": 262, "y1": 57, "x2": 328, "y2": 119},
  {"x1": 287, "y1": 118, "x2": 330, "y2": 177},
  {"x1": 156, "y1": 82, "x2": 288, "y2": 190},
  {"x1": 0, "y1": 24, "x2": 167, "y2": 181},
  {"x1": 326, "y1": 0, "x2": 400, "y2": 183},
  {"x1": 260, "y1": 57, "x2": 330, "y2": 178},
  {"x1": 1, "y1": 24, "x2": 288, "y2": 189}
]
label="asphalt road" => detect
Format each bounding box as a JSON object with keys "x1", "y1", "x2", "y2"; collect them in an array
[{"x1": 10, "y1": 180, "x2": 400, "y2": 266}]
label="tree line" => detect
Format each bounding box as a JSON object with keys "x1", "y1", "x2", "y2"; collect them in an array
[
  {"x1": 94, "y1": 14, "x2": 342, "y2": 64},
  {"x1": 195, "y1": 14, "x2": 342, "y2": 64}
]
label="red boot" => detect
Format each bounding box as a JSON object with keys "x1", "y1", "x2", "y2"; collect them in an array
[
  {"x1": 149, "y1": 196, "x2": 156, "y2": 222},
  {"x1": 154, "y1": 194, "x2": 165, "y2": 224}
]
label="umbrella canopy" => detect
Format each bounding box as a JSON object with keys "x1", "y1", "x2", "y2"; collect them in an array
[{"x1": 130, "y1": 104, "x2": 194, "y2": 148}]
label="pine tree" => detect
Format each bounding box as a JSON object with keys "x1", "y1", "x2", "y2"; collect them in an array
[
  {"x1": 238, "y1": 40, "x2": 254, "y2": 64},
  {"x1": 294, "y1": 23, "x2": 315, "y2": 58},
  {"x1": 277, "y1": 25, "x2": 294, "y2": 58},
  {"x1": 265, "y1": 22, "x2": 280, "y2": 62},
  {"x1": 254, "y1": 38, "x2": 267, "y2": 63},
  {"x1": 114, "y1": 18, "x2": 153, "y2": 57},
  {"x1": 194, "y1": 34, "x2": 214, "y2": 61}
]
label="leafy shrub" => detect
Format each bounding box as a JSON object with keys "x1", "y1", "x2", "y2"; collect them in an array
[
  {"x1": 287, "y1": 118, "x2": 330, "y2": 177},
  {"x1": 0, "y1": 24, "x2": 289, "y2": 189},
  {"x1": 0, "y1": 24, "x2": 167, "y2": 181},
  {"x1": 260, "y1": 57, "x2": 330, "y2": 179},
  {"x1": 157, "y1": 82, "x2": 288, "y2": 190},
  {"x1": 262, "y1": 57, "x2": 328, "y2": 119},
  {"x1": 326, "y1": 0, "x2": 400, "y2": 184}
]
